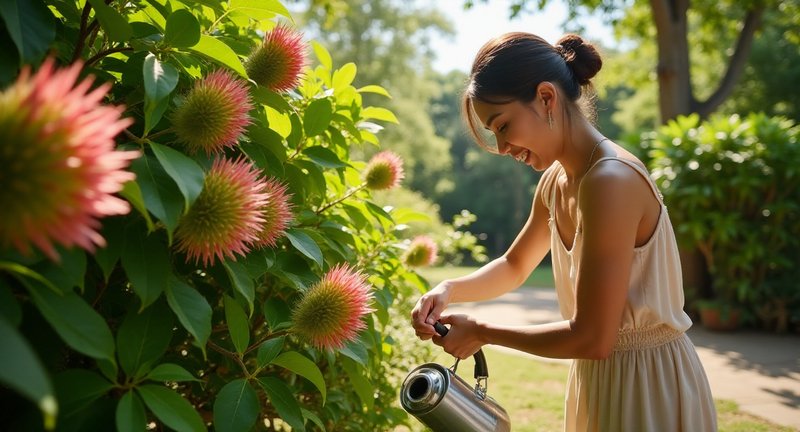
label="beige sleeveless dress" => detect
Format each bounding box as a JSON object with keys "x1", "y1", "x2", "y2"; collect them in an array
[{"x1": 543, "y1": 157, "x2": 717, "y2": 432}]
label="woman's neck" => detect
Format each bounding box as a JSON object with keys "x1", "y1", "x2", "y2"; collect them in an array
[{"x1": 558, "y1": 119, "x2": 607, "y2": 183}]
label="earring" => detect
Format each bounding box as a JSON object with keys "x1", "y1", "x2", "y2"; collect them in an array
[{"x1": 548, "y1": 111, "x2": 554, "y2": 130}]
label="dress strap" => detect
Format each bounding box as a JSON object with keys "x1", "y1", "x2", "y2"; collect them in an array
[{"x1": 586, "y1": 157, "x2": 664, "y2": 205}]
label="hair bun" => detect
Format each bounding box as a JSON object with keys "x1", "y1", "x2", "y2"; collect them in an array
[{"x1": 555, "y1": 34, "x2": 602, "y2": 86}]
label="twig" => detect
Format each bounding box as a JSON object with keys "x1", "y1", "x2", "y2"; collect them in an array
[
  {"x1": 207, "y1": 340, "x2": 251, "y2": 378},
  {"x1": 315, "y1": 184, "x2": 366, "y2": 214},
  {"x1": 85, "y1": 46, "x2": 133, "y2": 67}
]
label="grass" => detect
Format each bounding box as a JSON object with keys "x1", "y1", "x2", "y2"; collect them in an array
[
  {"x1": 416, "y1": 264, "x2": 555, "y2": 289},
  {"x1": 397, "y1": 348, "x2": 796, "y2": 431}
]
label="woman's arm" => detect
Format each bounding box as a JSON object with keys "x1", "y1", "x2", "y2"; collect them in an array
[
  {"x1": 411, "y1": 168, "x2": 556, "y2": 338},
  {"x1": 436, "y1": 161, "x2": 649, "y2": 360}
]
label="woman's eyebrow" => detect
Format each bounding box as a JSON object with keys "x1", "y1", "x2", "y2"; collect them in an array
[{"x1": 484, "y1": 112, "x2": 502, "y2": 130}]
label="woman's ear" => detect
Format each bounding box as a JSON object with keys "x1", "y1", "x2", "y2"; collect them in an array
[{"x1": 536, "y1": 82, "x2": 559, "y2": 110}]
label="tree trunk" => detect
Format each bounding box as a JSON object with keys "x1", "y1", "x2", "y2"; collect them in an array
[{"x1": 650, "y1": 0, "x2": 692, "y2": 122}]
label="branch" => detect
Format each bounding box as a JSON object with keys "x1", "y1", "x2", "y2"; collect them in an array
[
  {"x1": 71, "y1": 2, "x2": 94, "y2": 61},
  {"x1": 85, "y1": 46, "x2": 133, "y2": 67},
  {"x1": 694, "y1": 5, "x2": 766, "y2": 118},
  {"x1": 207, "y1": 340, "x2": 252, "y2": 378},
  {"x1": 314, "y1": 184, "x2": 366, "y2": 214}
]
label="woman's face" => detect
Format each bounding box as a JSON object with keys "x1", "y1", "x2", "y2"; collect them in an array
[{"x1": 472, "y1": 98, "x2": 557, "y2": 171}]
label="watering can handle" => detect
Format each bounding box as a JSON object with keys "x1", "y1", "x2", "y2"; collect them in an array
[{"x1": 434, "y1": 321, "x2": 489, "y2": 379}]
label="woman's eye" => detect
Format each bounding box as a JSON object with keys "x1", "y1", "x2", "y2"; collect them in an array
[{"x1": 498, "y1": 123, "x2": 508, "y2": 133}]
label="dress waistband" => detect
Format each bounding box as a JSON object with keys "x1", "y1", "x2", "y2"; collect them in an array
[{"x1": 614, "y1": 325, "x2": 684, "y2": 351}]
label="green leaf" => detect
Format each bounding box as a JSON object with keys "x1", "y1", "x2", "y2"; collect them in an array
[
  {"x1": 129, "y1": 155, "x2": 184, "y2": 239},
  {"x1": 0, "y1": 281, "x2": 21, "y2": 326},
  {"x1": 311, "y1": 41, "x2": 332, "y2": 71},
  {"x1": 54, "y1": 369, "x2": 113, "y2": 419},
  {"x1": 341, "y1": 357, "x2": 373, "y2": 409},
  {"x1": 121, "y1": 230, "x2": 169, "y2": 310},
  {"x1": 271, "y1": 351, "x2": 326, "y2": 404},
  {"x1": 252, "y1": 86, "x2": 292, "y2": 112},
  {"x1": 339, "y1": 338, "x2": 369, "y2": 366},
  {"x1": 116, "y1": 391, "x2": 146, "y2": 432},
  {"x1": 137, "y1": 385, "x2": 205, "y2": 432},
  {"x1": 361, "y1": 106, "x2": 399, "y2": 123},
  {"x1": 301, "y1": 408, "x2": 325, "y2": 431},
  {"x1": 189, "y1": 34, "x2": 247, "y2": 77},
  {"x1": 119, "y1": 180, "x2": 155, "y2": 232},
  {"x1": 0, "y1": 319, "x2": 56, "y2": 429},
  {"x1": 165, "y1": 276, "x2": 212, "y2": 350},
  {"x1": 87, "y1": 0, "x2": 132, "y2": 42},
  {"x1": 303, "y1": 146, "x2": 347, "y2": 169},
  {"x1": 149, "y1": 142, "x2": 205, "y2": 210},
  {"x1": 0, "y1": 0, "x2": 54, "y2": 63},
  {"x1": 262, "y1": 298, "x2": 292, "y2": 331},
  {"x1": 164, "y1": 9, "x2": 200, "y2": 48},
  {"x1": 213, "y1": 379, "x2": 260, "y2": 432},
  {"x1": 223, "y1": 260, "x2": 255, "y2": 312},
  {"x1": 0, "y1": 260, "x2": 60, "y2": 294},
  {"x1": 145, "y1": 363, "x2": 199, "y2": 382},
  {"x1": 332, "y1": 63, "x2": 357, "y2": 94},
  {"x1": 227, "y1": 0, "x2": 292, "y2": 21},
  {"x1": 303, "y1": 98, "x2": 333, "y2": 137},
  {"x1": 34, "y1": 247, "x2": 86, "y2": 293},
  {"x1": 27, "y1": 287, "x2": 115, "y2": 364},
  {"x1": 257, "y1": 377, "x2": 305, "y2": 431},
  {"x1": 116, "y1": 301, "x2": 173, "y2": 378},
  {"x1": 256, "y1": 336, "x2": 284, "y2": 367},
  {"x1": 142, "y1": 55, "x2": 179, "y2": 135},
  {"x1": 356, "y1": 85, "x2": 391, "y2": 98},
  {"x1": 224, "y1": 295, "x2": 249, "y2": 355},
  {"x1": 285, "y1": 229, "x2": 323, "y2": 267}
]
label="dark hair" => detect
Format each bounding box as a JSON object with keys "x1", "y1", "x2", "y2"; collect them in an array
[{"x1": 462, "y1": 33, "x2": 603, "y2": 150}]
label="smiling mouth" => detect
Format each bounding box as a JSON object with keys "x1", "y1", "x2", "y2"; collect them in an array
[{"x1": 514, "y1": 150, "x2": 529, "y2": 163}]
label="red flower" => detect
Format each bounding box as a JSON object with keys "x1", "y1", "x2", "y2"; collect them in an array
[
  {"x1": 175, "y1": 157, "x2": 268, "y2": 266},
  {"x1": 403, "y1": 235, "x2": 438, "y2": 267},
  {"x1": 363, "y1": 151, "x2": 405, "y2": 190},
  {"x1": 0, "y1": 58, "x2": 138, "y2": 260},
  {"x1": 291, "y1": 264, "x2": 374, "y2": 350},
  {"x1": 246, "y1": 25, "x2": 307, "y2": 92},
  {"x1": 172, "y1": 70, "x2": 253, "y2": 154}
]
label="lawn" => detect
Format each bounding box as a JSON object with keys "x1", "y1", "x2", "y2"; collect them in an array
[
  {"x1": 397, "y1": 347, "x2": 795, "y2": 431},
  {"x1": 416, "y1": 264, "x2": 555, "y2": 289}
]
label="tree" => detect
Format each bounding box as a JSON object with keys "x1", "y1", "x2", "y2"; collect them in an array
[{"x1": 471, "y1": 0, "x2": 793, "y2": 123}]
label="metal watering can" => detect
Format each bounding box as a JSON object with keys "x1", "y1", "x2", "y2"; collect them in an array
[{"x1": 400, "y1": 322, "x2": 511, "y2": 432}]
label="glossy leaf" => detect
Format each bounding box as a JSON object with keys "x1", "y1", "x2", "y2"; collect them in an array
[
  {"x1": 137, "y1": 385, "x2": 205, "y2": 432},
  {"x1": 258, "y1": 377, "x2": 305, "y2": 431},
  {"x1": 213, "y1": 379, "x2": 260, "y2": 432},
  {"x1": 361, "y1": 106, "x2": 399, "y2": 123},
  {"x1": 189, "y1": 34, "x2": 247, "y2": 77},
  {"x1": 119, "y1": 180, "x2": 156, "y2": 232},
  {"x1": 149, "y1": 142, "x2": 205, "y2": 210},
  {"x1": 303, "y1": 98, "x2": 333, "y2": 137},
  {"x1": 303, "y1": 146, "x2": 348, "y2": 169},
  {"x1": 129, "y1": 155, "x2": 184, "y2": 239},
  {"x1": 87, "y1": 0, "x2": 132, "y2": 42},
  {"x1": 165, "y1": 276, "x2": 212, "y2": 350},
  {"x1": 145, "y1": 363, "x2": 199, "y2": 382},
  {"x1": 164, "y1": 9, "x2": 200, "y2": 48},
  {"x1": 116, "y1": 391, "x2": 146, "y2": 432},
  {"x1": 285, "y1": 229, "x2": 323, "y2": 267},
  {"x1": 256, "y1": 336, "x2": 284, "y2": 367},
  {"x1": 228, "y1": 0, "x2": 292, "y2": 21},
  {"x1": 223, "y1": 260, "x2": 255, "y2": 312},
  {"x1": 271, "y1": 351, "x2": 326, "y2": 404},
  {"x1": 224, "y1": 295, "x2": 249, "y2": 355},
  {"x1": 341, "y1": 357, "x2": 373, "y2": 409},
  {"x1": 0, "y1": 0, "x2": 54, "y2": 63},
  {"x1": 54, "y1": 369, "x2": 113, "y2": 419},
  {"x1": 331, "y1": 63, "x2": 357, "y2": 94},
  {"x1": 28, "y1": 287, "x2": 115, "y2": 364},
  {"x1": 356, "y1": 84, "x2": 391, "y2": 98},
  {"x1": 0, "y1": 319, "x2": 56, "y2": 428},
  {"x1": 120, "y1": 230, "x2": 169, "y2": 310},
  {"x1": 116, "y1": 301, "x2": 173, "y2": 378},
  {"x1": 262, "y1": 298, "x2": 292, "y2": 331},
  {"x1": 34, "y1": 247, "x2": 86, "y2": 293},
  {"x1": 311, "y1": 40, "x2": 332, "y2": 71},
  {"x1": 142, "y1": 55, "x2": 179, "y2": 134}
]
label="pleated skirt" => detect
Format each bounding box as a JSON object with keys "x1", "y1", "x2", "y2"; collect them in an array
[{"x1": 564, "y1": 325, "x2": 717, "y2": 432}]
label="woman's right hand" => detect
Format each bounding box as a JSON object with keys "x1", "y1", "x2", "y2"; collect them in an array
[{"x1": 411, "y1": 282, "x2": 453, "y2": 340}]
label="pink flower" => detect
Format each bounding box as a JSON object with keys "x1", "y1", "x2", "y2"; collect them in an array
[
  {"x1": 174, "y1": 157, "x2": 268, "y2": 266},
  {"x1": 246, "y1": 25, "x2": 307, "y2": 92},
  {"x1": 291, "y1": 264, "x2": 374, "y2": 350},
  {"x1": 0, "y1": 57, "x2": 138, "y2": 261},
  {"x1": 363, "y1": 151, "x2": 405, "y2": 190},
  {"x1": 255, "y1": 178, "x2": 293, "y2": 248},
  {"x1": 403, "y1": 235, "x2": 438, "y2": 267},
  {"x1": 172, "y1": 70, "x2": 253, "y2": 154}
]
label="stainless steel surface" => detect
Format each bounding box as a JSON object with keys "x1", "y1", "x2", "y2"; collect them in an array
[{"x1": 400, "y1": 363, "x2": 510, "y2": 432}]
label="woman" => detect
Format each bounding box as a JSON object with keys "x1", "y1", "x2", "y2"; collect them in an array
[{"x1": 411, "y1": 32, "x2": 717, "y2": 431}]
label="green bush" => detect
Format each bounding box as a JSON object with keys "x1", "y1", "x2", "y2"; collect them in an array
[
  {"x1": 0, "y1": 1, "x2": 440, "y2": 430},
  {"x1": 645, "y1": 113, "x2": 800, "y2": 332}
]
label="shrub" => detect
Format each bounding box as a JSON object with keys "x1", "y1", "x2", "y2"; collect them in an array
[
  {"x1": 645, "y1": 113, "x2": 800, "y2": 332},
  {"x1": 0, "y1": 1, "x2": 438, "y2": 430}
]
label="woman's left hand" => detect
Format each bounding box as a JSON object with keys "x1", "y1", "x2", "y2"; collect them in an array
[{"x1": 432, "y1": 314, "x2": 486, "y2": 359}]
